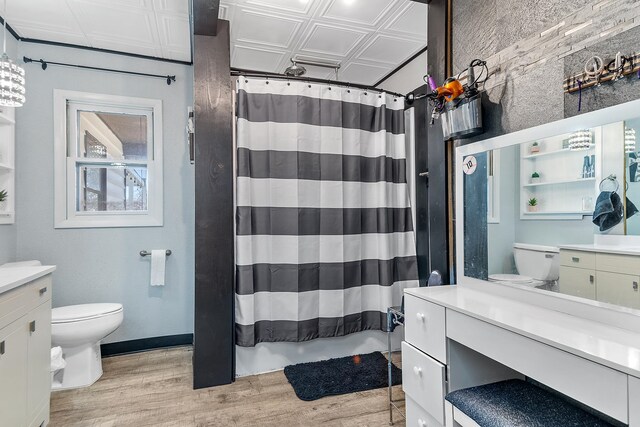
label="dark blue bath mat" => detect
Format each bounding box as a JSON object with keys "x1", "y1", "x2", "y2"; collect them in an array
[{"x1": 283, "y1": 351, "x2": 402, "y2": 401}]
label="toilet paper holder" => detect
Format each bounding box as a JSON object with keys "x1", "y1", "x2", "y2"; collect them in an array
[{"x1": 140, "y1": 250, "x2": 172, "y2": 257}]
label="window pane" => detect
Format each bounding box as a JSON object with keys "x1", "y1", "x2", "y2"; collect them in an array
[
  {"x1": 77, "y1": 165, "x2": 148, "y2": 212},
  {"x1": 78, "y1": 111, "x2": 149, "y2": 161}
]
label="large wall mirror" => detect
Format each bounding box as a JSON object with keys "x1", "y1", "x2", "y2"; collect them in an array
[{"x1": 457, "y1": 99, "x2": 640, "y2": 312}]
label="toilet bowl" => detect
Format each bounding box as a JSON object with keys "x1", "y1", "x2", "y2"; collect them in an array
[
  {"x1": 51, "y1": 303, "x2": 124, "y2": 390},
  {"x1": 489, "y1": 243, "x2": 560, "y2": 287}
]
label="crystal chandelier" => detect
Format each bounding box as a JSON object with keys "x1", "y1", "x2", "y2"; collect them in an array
[
  {"x1": 568, "y1": 129, "x2": 593, "y2": 151},
  {"x1": 0, "y1": 3, "x2": 25, "y2": 107},
  {"x1": 625, "y1": 127, "x2": 636, "y2": 154}
]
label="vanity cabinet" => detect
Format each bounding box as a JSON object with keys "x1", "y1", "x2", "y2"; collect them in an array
[
  {"x1": 402, "y1": 294, "x2": 447, "y2": 426},
  {"x1": 0, "y1": 274, "x2": 53, "y2": 427},
  {"x1": 559, "y1": 249, "x2": 640, "y2": 309},
  {"x1": 404, "y1": 285, "x2": 640, "y2": 426}
]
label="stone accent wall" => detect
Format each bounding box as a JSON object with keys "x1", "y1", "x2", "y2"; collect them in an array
[{"x1": 453, "y1": 0, "x2": 640, "y2": 137}]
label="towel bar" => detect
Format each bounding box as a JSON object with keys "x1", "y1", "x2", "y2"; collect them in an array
[{"x1": 140, "y1": 250, "x2": 172, "y2": 257}]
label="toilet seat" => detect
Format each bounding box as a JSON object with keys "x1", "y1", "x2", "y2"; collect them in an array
[
  {"x1": 52, "y1": 303, "x2": 123, "y2": 324},
  {"x1": 488, "y1": 274, "x2": 546, "y2": 288},
  {"x1": 488, "y1": 274, "x2": 534, "y2": 284}
]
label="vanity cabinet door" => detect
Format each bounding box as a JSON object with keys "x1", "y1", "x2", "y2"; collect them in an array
[
  {"x1": 558, "y1": 266, "x2": 596, "y2": 300},
  {"x1": 595, "y1": 272, "x2": 640, "y2": 309},
  {"x1": 630, "y1": 376, "x2": 640, "y2": 426},
  {"x1": 0, "y1": 318, "x2": 28, "y2": 427},
  {"x1": 27, "y1": 300, "x2": 52, "y2": 427}
]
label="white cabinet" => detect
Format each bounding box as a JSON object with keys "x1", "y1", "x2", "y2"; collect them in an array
[
  {"x1": 0, "y1": 274, "x2": 52, "y2": 427},
  {"x1": 558, "y1": 266, "x2": 596, "y2": 300},
  {"x1": 403, "y1": 294, "x2": 447, "y2": 427},
  {"x1": 630, "y1": 376, "x2": 640, "y2": 426},
  {"x1": 0, "y1": 106, "x2": 15, "y2": 224},
  {"x1": 0, "y1": 318, "x2": 29, "y2": 427},
  {"x1": 27, "y1": 300, "x2": 52, "y2": 427},
  {"x1": 596, "y1": 271, "x2": 640, "y2": 309},
  {"x1": 559, "y1": 249, "x2": 640, "y2": 309}
]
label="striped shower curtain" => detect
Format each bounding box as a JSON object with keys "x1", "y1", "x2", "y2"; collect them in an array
[{"x1": 235, "y1": 77, "x2": 419, "y2": 347}]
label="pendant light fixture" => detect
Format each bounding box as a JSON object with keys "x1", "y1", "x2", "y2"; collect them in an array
[
  {"x1": 0, "y1": 0, "x2": 25, "y2": 107},
  {"x1": 568, "y1": 129, "x2": 593, "y2": 151},
  {"x1": 625, "y1": 127, "x2": 636, "y2": 154}
]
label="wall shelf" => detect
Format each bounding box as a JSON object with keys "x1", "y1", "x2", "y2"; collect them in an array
[
  {"x1": 522, "y1": 146, "x2": 594, "y2": 160},
  {"x1": 523, "y1": 177, "x2": 595, "y2": 187},
  {"x1": 520, "y1": 131, "x2": 600, "y2": 221}
]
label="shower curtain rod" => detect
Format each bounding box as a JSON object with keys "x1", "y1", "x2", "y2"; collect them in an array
[{"x1": 230, "y1": 68, "x2": 406, "y2": 99}]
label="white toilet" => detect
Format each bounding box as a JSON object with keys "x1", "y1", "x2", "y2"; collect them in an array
[
  {"x1": 51, "y1": 303, "x2": 124, "y2": 390},
  {"x1": 489, "y1": 242, "x2": 560, "y2": 287}
]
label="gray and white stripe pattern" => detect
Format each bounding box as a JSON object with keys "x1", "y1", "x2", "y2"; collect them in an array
[{"x1": 236, "y1": 78, "x2": 419, "y2": 347}]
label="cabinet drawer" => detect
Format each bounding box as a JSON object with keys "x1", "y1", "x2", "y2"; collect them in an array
[
  {"x1": 405, "y1": 294, "x2": 446, "y2": 363},
  {"x1": 558, "y1": 266, "x2": 596, "y2": 300},
  {"x1": 25, "y1": 275, "x2": 52, "y2": 311},
  {"x1": 596, "y1": 253, "x2": 640, "y2": 276},
  {"x1": 560, "y1": 250, "x2": 595, "y2": 269},
  {"x1": 595, "y1": 271, "x2": 640, "y2": 310},
  {"x1": 406, "y1": 395, "x2": 443, "y2": 427},
  {"x1": 630, "y1": 376, "x2": 640, "y2": 427},
  {"x1": 402, "y1": 341, "x2": 446, "y2": 425},
  {"x1": 0, "y1": 285, "x2": 29, "y2": 331}
]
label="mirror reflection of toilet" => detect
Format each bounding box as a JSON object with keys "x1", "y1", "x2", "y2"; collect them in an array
[{"x1": 489, "y1": 243, "x2": 560, "y2": 287}]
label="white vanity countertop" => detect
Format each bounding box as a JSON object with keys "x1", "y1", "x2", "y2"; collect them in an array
[
  {"x1": 0, "y1": 266, "x2": 56, "y2": 295},
  {"x1": 406, "y1": 285, "x2": 640, "y2": 378},
  {"x1": 558, "y1": 243, "x2": 640, "y2": 255}
]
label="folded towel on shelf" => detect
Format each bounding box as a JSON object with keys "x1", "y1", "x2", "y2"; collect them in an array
[{"x1": 592, "y1": 191, "x2": 623, "y2": 232}]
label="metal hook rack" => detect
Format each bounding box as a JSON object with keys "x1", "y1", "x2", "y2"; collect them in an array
[{"x1": 564, "y1": 52, "x2": 640, "y2": 94}]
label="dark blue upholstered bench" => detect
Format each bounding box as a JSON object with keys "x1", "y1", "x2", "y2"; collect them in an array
[{"x1": 444, "y1": 379, "x2": 614, "y2": 427}]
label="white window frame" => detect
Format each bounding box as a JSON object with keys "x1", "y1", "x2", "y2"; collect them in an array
[{"x1": 54, "y1": 90, "x2": 163, "y2": 228}]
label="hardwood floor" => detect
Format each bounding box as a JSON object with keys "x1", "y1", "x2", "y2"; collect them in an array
[{"x1": 50, "y1": 347, "x2": 405, "y2": 427}]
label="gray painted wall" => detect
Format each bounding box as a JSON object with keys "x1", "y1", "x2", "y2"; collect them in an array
[
  {"x1": 0, "y1": 34, "x2": 19, "y2": 265},
  {"x1": 15, "y1": 43, "x2": 194, "y2": 343}
]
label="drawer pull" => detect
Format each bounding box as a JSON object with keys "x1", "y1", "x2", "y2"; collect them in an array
[
  {"x1": 572, "y1": 257, "x2": 580, "y2": 262},
  {"x1": 29, "y1": 321, "x2": 36, "y2": 333},
  {"x1": 39, "y1": 287, "x2": 47, "y2": 295},
  {"x1": 0, "y1": 340, "x2": 4, "y2": 355},
  {"x1": 418, "y1": 419, "x2": 427, "y2": 427},
  {"x1": 589, "y1": 275, "x2": 595, "y2": 284},
  {"x1": 634, "y1": 281, "x2": 639, "y2": 291},
  {"x1": 416, "y1": 313, "x2": 425, "y2": 321},
  {"x1": 413, "y1": 366, "x2": 422, "y2": 376}
]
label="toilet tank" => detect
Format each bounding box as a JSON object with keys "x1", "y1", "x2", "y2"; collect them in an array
[{"x1": 513, "y1": 243, "x2": 559, "y2": 281}]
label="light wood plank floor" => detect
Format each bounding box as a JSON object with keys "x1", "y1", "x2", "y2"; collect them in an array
[{"x1": 50, "y1": 346, "x2": 405, "y2": 427}]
